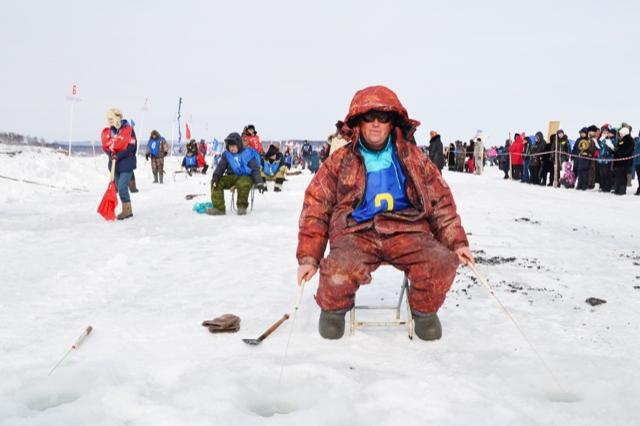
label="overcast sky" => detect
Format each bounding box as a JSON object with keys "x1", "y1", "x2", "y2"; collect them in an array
[{"x1": 1, "y1": 0, "x2": 639, "y2": 146}]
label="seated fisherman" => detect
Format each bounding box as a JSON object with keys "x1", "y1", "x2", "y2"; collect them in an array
[
  {"x1": 262, "y1": 144, "x2": 287, "y2": 192},
  {"x1": 206, "y1": 132, "x2": 266, "y2": 216}
]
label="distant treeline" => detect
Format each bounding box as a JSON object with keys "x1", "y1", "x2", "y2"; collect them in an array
[{"x1": 0, "y1": 132, "x2": 47, "y2": 146}]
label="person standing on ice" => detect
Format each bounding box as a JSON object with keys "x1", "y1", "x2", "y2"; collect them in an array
[
  {"x1": 613, "y1": 125, "x2": 635, "y2": 195},
  {"x1": 101, "y1": 108, "x2": 137, "y2": 220},
  {"x1": 509, "y1": 134, "x2": 524, "y2": 180},
  {"x1": 473, "y1": 137, "x2": 484, "y2": 175},
  {"x1": 633, "y1": 130, "x2": 640, "y2": 196},
  {"x1": 145, "y1": 130, "x2": 169, "y2": 184},
  {"x1": 427, "y1": 130, "x2": 444, "y2": 174},
  {"x1": 296, "y1": 85, "x2": 473, "y2": 341}
]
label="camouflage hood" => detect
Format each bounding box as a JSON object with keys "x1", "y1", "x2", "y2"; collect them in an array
[{"x1": 336, "y1": 86, "x2": 421, "y2": 143}]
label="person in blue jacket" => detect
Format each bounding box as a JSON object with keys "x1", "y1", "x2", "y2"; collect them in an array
[{"x1": 206, "y1": 132, "x2": 265, "y2": 215}]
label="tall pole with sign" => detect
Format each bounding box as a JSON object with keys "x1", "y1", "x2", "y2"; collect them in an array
[{"x1": 66, "y1": 84, "x2": 82, "y2": 157}]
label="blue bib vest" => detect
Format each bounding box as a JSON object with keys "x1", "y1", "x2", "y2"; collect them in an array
[
  {"x1": 224, "y1": 147, "x2": 258, "y2": 176},
  {"x1": 148, "y1": 138, "x2": 160, "y2": 157},
  {"x1": 351, "y1": 137, "x2": 412, "y2": 223},
  {"x1": 184, "y1": 155, "x2": 197, "y2": 167},
  {"x1": 263, "y1": 161, "x2": 280, "y2": 176}
]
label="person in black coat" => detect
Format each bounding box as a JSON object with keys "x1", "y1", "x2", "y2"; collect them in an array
[
  {"x1": 427, "y1": 131, "x2": 445, "y2": 173},
  {"x1": 447, "y1": 143, "x2": 456, "y2": 171},
  {"x1": 613, "y1": 126, "x2": 635, "y2": 195}
]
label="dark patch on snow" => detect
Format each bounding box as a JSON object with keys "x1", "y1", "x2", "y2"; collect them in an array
[
  {"x1": 475, "y1": 255, "x2": 516, "y2": 265},
  {"x1": 585, "y1": 297, "x2": 606, "y2": 306},
  {"x1": 633, "y1": 286, "x2": 640, "y2": 290},
  {"x1": 515, "y1": 217, "x2": 540, "y2": 225}
]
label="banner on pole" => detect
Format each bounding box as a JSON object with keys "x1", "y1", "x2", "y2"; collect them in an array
[
  {"x1": 547, "y1": 121, "x2": 560, "y2": 141},
  {"x1": 176, "y1": 97, "x2": 183, "y2": 148}
]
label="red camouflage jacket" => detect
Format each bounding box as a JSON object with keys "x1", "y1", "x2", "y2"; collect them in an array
[
  {"x1": 297, "y1": 86, "x2": 469, "y2": 266},
  {"x1": 296, "y1": 128, "x2": 469, "y2": 266}
]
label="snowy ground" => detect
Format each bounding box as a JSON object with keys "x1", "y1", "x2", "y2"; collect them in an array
[{"x1": 1, "y1": 145, "x2": 639, "y2": 425}]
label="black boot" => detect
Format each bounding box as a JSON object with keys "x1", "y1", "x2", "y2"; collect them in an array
[
  {"x1": 318, "y1": 310, "x2": 347, "y2": 339},
  {"x1": 153, "y1": 172, "x2": 158, "y2": 183},
  {"x1": 412, "y1": 311, "x2": 442, "y2": 341},
  {"x1": 636, "y1": 187, "x2": 640, "y2": 196}
]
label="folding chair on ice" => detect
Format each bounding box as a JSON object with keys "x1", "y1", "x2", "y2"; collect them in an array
[
  {"x1": 230, "y1": 185, "x2": 256, "y2": 214},
  {"x1": 349, "y1": 273, "x2": 414, "y2": 339}
]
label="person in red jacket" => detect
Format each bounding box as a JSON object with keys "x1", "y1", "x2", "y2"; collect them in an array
[
  {"x1": 242, "y1": 124, "x2": 263, "y2": 155},
  {"x1": 101, "y1": 108, "x2": 137, "y2": 220},
  {"x1": 296, "y1": 86, "x2": 473, "y2": 341},
  {"x1": 509, "y1": 134, "x2": 525, "y2": 180}
]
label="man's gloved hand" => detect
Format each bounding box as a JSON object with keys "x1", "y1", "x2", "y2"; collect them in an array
[
  {"x1": 145, "y1": 153, "x2": 150, "y2": 160},
  {"x1": 211, "y1": 180, "x2": 219, "y2": 190},
  {"x1": 257, "y1": 183, "x2": 267, "y2": 194}
]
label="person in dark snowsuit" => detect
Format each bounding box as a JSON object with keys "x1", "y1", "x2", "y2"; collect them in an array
[
  {"x1": 575, "y1": 130, "x2": 595, "y2": 191},
  {"x1": 528, "y1": 132, "x2": 545, "y2": 185},
  {"x1": 613, "y1": 126, "x2": 635, "y2": 195},
  {"x1": 427, "y1": 131, "x2": 445, "y2": 173},
  {"x1": 301, "y1": 140, "x2": 312, "y2": 169},
  {"x1": 447, "y1": 143, "x2": 456, "y2": 171}
]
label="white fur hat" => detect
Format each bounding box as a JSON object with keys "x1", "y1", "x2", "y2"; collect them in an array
[{"x1": 619, "y1": 127, "x2": 630, "y2": 138}]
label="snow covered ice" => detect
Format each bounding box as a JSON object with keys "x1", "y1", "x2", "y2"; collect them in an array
[{"x1": 1, "y1": 145, "x2": 639, "y2": 425}]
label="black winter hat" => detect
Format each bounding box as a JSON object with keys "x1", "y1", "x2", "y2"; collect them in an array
[
  {"x1": 265, "y1": 144, "x2": 279, "y2": 159},
  {"x1": 580, "y1": 127, "x2": 588, "y2": 134},
  {"x1": 224, "y1": 132, "x2": 243, "y2": 150}
]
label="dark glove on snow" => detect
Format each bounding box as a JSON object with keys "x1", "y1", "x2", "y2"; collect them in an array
[
  {"x1": 257, "y1": 183, "x2": 267, "y2": 194},
  {"x1": 202, "y1": 314, "x2": 241, "y2": 333}
]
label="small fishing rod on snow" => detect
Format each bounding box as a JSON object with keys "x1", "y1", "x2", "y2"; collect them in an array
[{"x1": 48, "y1": 326, "x2": 93, "y2": 376}]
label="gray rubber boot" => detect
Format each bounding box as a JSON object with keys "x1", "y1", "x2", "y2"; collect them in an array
[
  {"x1": 318, "y1": 310, "x2": 347, "y2": 339},
  {"x1": 205, "y1": 207, "x2": 225, "y2": 216},
  {"x1": 412, "y1": 311, "x2": 442, "y2": 341}
]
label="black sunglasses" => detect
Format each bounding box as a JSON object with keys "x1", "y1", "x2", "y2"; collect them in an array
[{"x1": 361, "y1": 111, "x2": 392, "y2": 124}]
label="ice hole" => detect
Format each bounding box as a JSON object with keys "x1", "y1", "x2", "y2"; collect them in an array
[
  {"x1": 27, "y1": 391, "x2": 82, "y2": 412},
  {"x1": 546, "y1": 391, "x2": 583, "y2": 403},
  {"x1": 240, "y1": 372, "x2": 330, "y2": 417}
]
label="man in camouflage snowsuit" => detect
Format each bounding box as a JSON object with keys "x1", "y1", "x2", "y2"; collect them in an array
[
  {"x1": 145, "y1": 130, "x2": 169, "y2": 183},
  {"x1": 296, "y1": 86, "x2": 474, "y2": 341}
]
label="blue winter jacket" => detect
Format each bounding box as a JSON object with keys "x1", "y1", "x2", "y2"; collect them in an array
[{"x1": 597, "y1": 139, "x2": 614, "y2": 164}]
